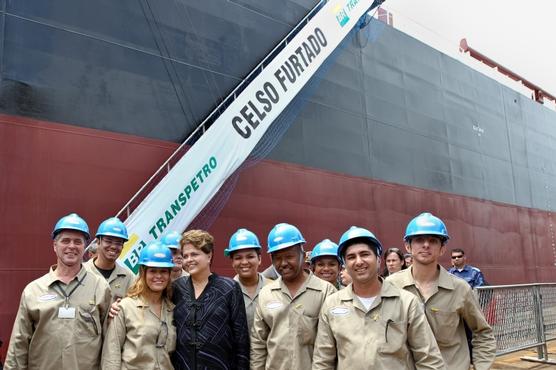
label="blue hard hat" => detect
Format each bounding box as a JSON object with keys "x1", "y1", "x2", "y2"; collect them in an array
[
  {"x1": 267, "y1": 223, "x2": 306, "y2": 254},
  {"x1": 225, "y1": 228, "x2": 261, "y2": 257},
  {"x1": 52, "y1": 213, "x2": 90, "y2": 240},
  {"x1": 139, "y1": 241, "x2": 174, "y2": 268},
  {"x1": 404, "y1": 212, "x2": 450, "y2": 242},
  {"x1": 310, "y1": 239, "x2": 340, "y2": 263},
  {"x1": 162, "y1": 231, "x2": 182, "y2": 250},
  {"x1": 96, "y1": 217, "x2": 128, "y2": 241},
  {"x1": 337, "y1": 226, "x2": 383, "y2": 261}
]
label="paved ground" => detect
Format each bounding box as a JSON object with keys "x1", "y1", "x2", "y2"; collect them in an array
[{"x1": 491, "y1": 341, "x2": 556, "y2": 369}]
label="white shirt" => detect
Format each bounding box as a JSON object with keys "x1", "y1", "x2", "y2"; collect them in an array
[{"x1": 356, "y1": 295, "x2": 376, "y2": 311}]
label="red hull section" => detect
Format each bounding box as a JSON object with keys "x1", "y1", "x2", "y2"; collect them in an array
[{"x1": 1, "y1": 113, "x2": 555, "y2": 355}]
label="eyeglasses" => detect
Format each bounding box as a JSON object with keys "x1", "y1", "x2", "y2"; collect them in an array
[
  {"x1": 451, "y1": 255, "x2": 463, "y2": 259},
  {"x1": 156, "y1": 321, "x2": 168, "y2": 348}
]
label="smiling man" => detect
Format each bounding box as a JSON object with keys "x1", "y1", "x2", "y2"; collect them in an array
[
  {"x1": 5, "y1": 213, "x2": 111, "y2": 370},
  {"x1": 251, "y1": 223, "x2": 336, "y2": 370},
  {"x1": 85, "y1": 217, "x2": 134, "y2": 301},
  {"x1": 312, "y1": 226, "x2": 445, "y2": 370},
  {"x1": 387, "y1": 213, "x2": 496, "y2": 370}
]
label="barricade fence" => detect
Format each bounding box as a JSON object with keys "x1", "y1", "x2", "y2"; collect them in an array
[{"x1": 476, "y1": 283, "x2": 556, "y2": 362}]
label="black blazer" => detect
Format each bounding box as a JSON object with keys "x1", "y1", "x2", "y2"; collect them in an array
[{"x1": 171, "y1": 274, "x2": 250, "y2": 370}]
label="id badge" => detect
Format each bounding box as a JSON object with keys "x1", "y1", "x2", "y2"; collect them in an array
[{"x1": 58, "y1": 306, "x2": 76, "y2": 319}]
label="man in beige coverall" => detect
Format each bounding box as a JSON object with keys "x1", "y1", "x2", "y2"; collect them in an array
[
  {"x1": 251, "y1": 223, "x2": 336, "y2": 370},
  {"x1": 387, "y1": 213, "x2": 496, "y2": 370},
  {"x1": 313, "y1": 226, "x2": 445, "y2": 370},
  {"x1": 84, "y1": 217, "x2": 134, "y2": 301},
  {"x1": 4, "y1": 213, "x2": 111, "y2": 370}
]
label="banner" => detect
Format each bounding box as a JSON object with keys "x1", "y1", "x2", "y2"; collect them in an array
[{"x1": 120, "y1": 0, "x2": 377, "y2": 273}]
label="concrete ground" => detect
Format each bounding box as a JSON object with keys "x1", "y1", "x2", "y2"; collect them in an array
[{"x1": 491, "y1": 341, "x2": 556, "y2": 369}]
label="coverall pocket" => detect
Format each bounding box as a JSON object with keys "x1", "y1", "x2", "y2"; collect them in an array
[
  {"x1": 430, "y1": 310, "x2": 459, "y2": 346},
  {"x1": 77, "y1": 307, "x2": 101, "y2": 337},
  {"x1": 378, "y1": 320, "x2": 407, "y2": 355},
  {"x1": 298, "y1": 314, "x2": 319, "y2": 345}
]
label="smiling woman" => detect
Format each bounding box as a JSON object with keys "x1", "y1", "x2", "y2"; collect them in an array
[
  {"x1": 225, "y1": 228, "x2": 271, "y2": 332},
  {"x1": 101, "y1": 242, "x2": 176, "y2": 370},
  {"x1": 172, "y1": 230, "x2": 250, "y2": 370}
]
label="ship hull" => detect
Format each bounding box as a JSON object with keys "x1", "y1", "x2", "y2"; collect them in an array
[
  {"x1": 1, "y1": 113, "x2": 553, "y2": 348},
  {"x1": 2, "y1": 0, "x2": 556, "y2": 357}
]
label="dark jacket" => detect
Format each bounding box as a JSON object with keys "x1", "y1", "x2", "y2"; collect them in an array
[
  {"x1": 448, "y1": 265, "x2": 487, "y2": 288},
  {"x1": 171, "y1": 274, "x2": 250, "y2": 370}
]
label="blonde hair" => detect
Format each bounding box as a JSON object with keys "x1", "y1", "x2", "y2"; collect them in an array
[
  {"x1": 180, "y1": 229, "x2": 214, "y2": 255},
  {"x1": 127, "y1": 266, "x2": 173, "y2": 300}
]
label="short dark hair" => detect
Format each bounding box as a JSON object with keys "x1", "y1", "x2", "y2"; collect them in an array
[
  {"x1": 340, "y1": 237, "x2": 379, "y2": 261},
  {"x1": 451, "y1": 248, "x2": 465, "y2": 255}
]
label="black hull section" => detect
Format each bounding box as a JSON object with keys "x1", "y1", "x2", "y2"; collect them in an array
[{"x1": 2, "y1": 0, "x2": 556, "y2": 212}]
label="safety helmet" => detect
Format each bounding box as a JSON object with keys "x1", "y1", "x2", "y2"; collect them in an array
[
  {"x1": 267, "y1": 223, "x2": 306, "y2": 254},
  {"x1": 52, "y1": 213, "x2": 90, "y2": 240},
  {"x1": 225, "y1": 228, "x2": 261, "y2": 257},
  {"x1": 337, "y1": 226, "x2": 383, "y2": 261},
  {"x1": 139, "y1": 241, "x2": 174, "y2": 268},
  {"x1": 404, "y1": 212, "x2": 449, "y2": 242},
  {"x1": 162, "y1": 231, "x2": 182, "y2": 250},
  {"x1": 95, "y1": 217, "x2": 128, "y2": 241},
  {"x1": 310, "y1": 239, "x2": 340, "y2": 263}
]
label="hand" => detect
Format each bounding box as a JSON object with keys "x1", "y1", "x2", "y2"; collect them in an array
[{"x1": 109, "y1": 298, "x2": 122, "y2": 318}]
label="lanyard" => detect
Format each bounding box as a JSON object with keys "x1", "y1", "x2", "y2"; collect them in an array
[{"x1": 53, "y1": 272, "x2": 87, "y2": 307}]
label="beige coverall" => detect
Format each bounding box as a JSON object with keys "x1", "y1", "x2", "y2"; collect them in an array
[
  {"x1": 5, "y1": 265, "x2": 111, "y2": 370},
  {"x1": 312, "y1": 281, "x2": 446, "y2": 370},
  {"x1": 85, "y1": 258, "x2": 135, "y2": 301},
  {"x1": 387, "y1": 266, "x2": 496, "y2": 370},
  {"x1": 101, "y1": 295, "x2": 176, "y2": 370},
  {"x1": 234, "y1": 273, "x2": 271, "y2": 332},
  {"x1": 250, "y1": 272, "x2": 336, "y2": 370}
]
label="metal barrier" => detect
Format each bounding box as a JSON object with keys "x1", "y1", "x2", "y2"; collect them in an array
[{"x1": 476, "y1": 283, "x2": 556, "y2": 364}]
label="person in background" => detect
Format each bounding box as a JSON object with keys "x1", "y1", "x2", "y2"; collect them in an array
[
  {"x1": 224, "y1": 228, "x2": 271, "y2": 331},
  {"x1": 310, "y1": 239, "x2": 341, "y2": 288},
  {"x1": 387, "y1": 212, "x2": 496, "y2": 370},
  {"x1": 5, "y1": 213, "x2": 111, "y2": 370},
  {"x1": 448, "y1": 247, "x2": 488, "y2": 363},
  {"x1": 304, "y1": 250, "x2": 312, "y2": 271},
  {"x1": 339, "y1": 265, "x2": 352, "y2": 287},
  {"x1": 381, "y1": 247, "x2": 407, "y2": 278},
  {"x1": 404, "y1": 253, "x2": 413, "y2": 267},
  {"x1": 85, "y1": 217, "x2": 134, "y2": 302},
  {"x1": 448, "y1": 248, "x2": 486, "y2": 289},
  {"x1": 313, "y1": 226, "x2": 445, "y2": 369},
  {"x1": 83, "y1": 242, "x2": 98, "y2": 262},
  {"x1": 261, "y1": 264, "x2": 279, "y2": 280},
  {"x1": 101, "y1": 241, "x2": 176, "y2": 370},
  {"x1": 162, "y1": 231, "x2": 189, "y2": 281},
  {"x1": 251, "y1": 223, "x2": 336, "y2": 370},
  {"x1": 172, "y1": 230, "x2": 249, "y2": 370}
]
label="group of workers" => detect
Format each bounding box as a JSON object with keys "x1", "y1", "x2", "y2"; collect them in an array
[{"x1": 4, "y1": 211, "x2": 496, "y2": 369}]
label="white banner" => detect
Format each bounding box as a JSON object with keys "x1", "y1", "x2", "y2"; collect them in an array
[{"x1": 120, "y1": 0, "x2": 376, "y2": 273}]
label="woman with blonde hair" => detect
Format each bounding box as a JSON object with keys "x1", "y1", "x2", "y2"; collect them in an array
[
  {"x1": 172, "y1": 229, "x2": 249, "y2": 370},
  {"x1": 102, "y1": 241, "x2": 176, "y2": 370}
]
